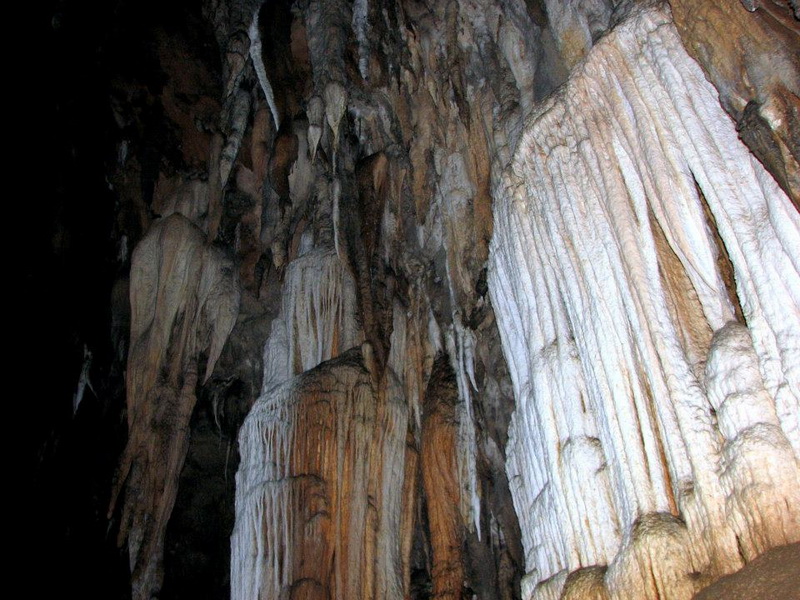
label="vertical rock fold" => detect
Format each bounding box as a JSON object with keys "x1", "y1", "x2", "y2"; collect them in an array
[{"x1": 489, "y1": 5, "x2": 800, "y2": 599}]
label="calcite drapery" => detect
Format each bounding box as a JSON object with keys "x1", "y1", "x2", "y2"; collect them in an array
[
  {"x1": 421, "y1": 356, "x2": 467, "y2": 600},
  {"x1": 231, "y1": 347, "x2": 412, "y2": 600},
  {"x1": 260, "y1": 247, "x2": 362, "y2": 389},
  {"x1": 44, "y1": 0, "x2": 800, "y2": 596},
  {"x1": 110, "y1": 214, "x2": 239, "y2": 599},
  {"x1": 489, "y1": 4, "x2": 800, "y2": 599},
  {"x1": 669, "y1": 0, "x2": 800, "y2": 206},
  {"x1": 232, "y1": 244, "x2": 414, "y2": 599}
]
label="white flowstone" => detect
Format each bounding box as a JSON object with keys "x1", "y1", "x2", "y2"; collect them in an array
[
  {"x1": 260, "y1": 248, "x2": 362, "y2": 392},
  {"x1": 231, "y1": 379, "x2": 296, "y2": 600},
  {"x1": 489, "y1": 4, "x2": 800, "y2": 598}
]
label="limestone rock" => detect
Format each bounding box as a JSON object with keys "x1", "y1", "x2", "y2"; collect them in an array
[
  {"x1": 669, "y1": 0, "x2": 800, "y2": 206},
  {"x1": 109, "y1": 214, "x2": 240, "y2": 600},
  {"x1": 45, "y1": 0, "x2": 800, "y2": 598},
  {"x1": 422, "y1": 356, "x2": 467, "y2": 599},
  {"x1": 489, "y1": 4, "x2": 800, "y2": 598},
  {"x1": 231, "y1": 348, "x2": 411, "y2": 599}
]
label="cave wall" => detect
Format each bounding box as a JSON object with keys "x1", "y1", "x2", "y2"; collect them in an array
[{"x1": 33, "y1": 0, "x2": 799, "y2": 599}]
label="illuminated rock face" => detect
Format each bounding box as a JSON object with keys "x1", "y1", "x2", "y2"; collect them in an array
[
  {"x1": 96, "y1": 0, "x2": 799, "y2": 597},
  {"x1": 231, "y1": 250, "x2": 413, "y2": 600},
  {"x1": 669, "y1": 0, "x2": 800, "y2": 206},
  {"x1": 259, "y1": 248, "x2": 362, "y2": 390},
  {"x1": 231, "y1": 348, "x2": 411, "y2": 600},
  {"x1": 489, "y1": 5, "x2": 800, "y2": 599}
]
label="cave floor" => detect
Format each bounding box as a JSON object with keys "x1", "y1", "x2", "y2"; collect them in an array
[{"x1": 693, "y1": 543, "x2": 800, "y2": 600}]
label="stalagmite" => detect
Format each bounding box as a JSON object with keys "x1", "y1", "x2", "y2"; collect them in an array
[
  {"x1": 489, "y1": 4, "x2": 800, "y2": 599},
  {"x1": 232, "y1": 348, "x2": 410, "y2": 600},
  {"x1": 705, "y1": 323, "x2": 800, "y2": 560}
]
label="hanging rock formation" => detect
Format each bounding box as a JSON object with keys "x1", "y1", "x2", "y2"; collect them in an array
[
  {"x1": 232, "y1": 347, "x2": 399, "y2": 600},
  {"x1": 39, "y1": 0, "x2": 800, "y2": 599},
  {"x1": 109, "y1": 214, "x2": 240, "y2": 599},
  {"x1": 490, "y1": 4, "x2": 800, "y2": 599},
  {"x1": 421, "y1": 356, "x2": 467, "y2": 600},
  {"x1": 669, "y1": 0, "x2": 800, "y2": 206}
]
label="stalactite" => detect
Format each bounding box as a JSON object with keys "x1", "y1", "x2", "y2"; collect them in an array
[
  {"x1": 374, "y1": 301, "x2": 424, "y2": 597},
  {"x1": 324, "y1": 81, "x2": 347, "y2": 166},
  {"x1": 261, "y1": 247, "x2": 361, "y2": 390},
  {"x1": 446, "y1": 323, "x2": 481, "y2": 539},
  {"x1": 219, "y1": 87, "x2": 251, "y2": 191},
  {"x1": 489, "y1": 4, "x2": 800, "y2": 599},
  {"x1": 110, "y1": 214, "x2": 240, "y2": 600},
  {"x1": 669, "y1": 0, "x2": 800, "y2": 205},
  {"x1": 542, "y1": 0, "x2": 612, "y2": 69},
  {"x1": 248, "y1": 7, "x2": 281, "y2": 131},
  {"x1": 352, "y1": 0, "x2": 370, "y2": 81},
  {"x1": 307, "y1": 95, "x2": 324, "y2": 163},
  {"x1": 79, "y1": 0, "x2": 800, "y2": 597}
]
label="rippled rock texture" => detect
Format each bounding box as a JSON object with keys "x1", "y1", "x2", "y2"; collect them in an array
[
  {"x1": 39, "y1": 1, "x2": 799, "y2": 599},
  {"x1": 490, "y1": 4, "x2": 799, "y2": 599}
]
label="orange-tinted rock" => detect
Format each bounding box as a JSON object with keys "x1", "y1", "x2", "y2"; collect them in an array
[
  {"x1": 270, "y1": 130, "x2": 300, "y2": 203},
  {"x1": 357, "y1": 152, "x2": 389, "y2": 260},
  {"x1": 422, "y1": 356, "x2": 465, "y2": 600},
  {"x1": 232, "y1": 348, "x2": 412, "y2": 600}
]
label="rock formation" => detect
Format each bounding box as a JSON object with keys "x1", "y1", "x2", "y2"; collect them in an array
[
  {"x1": 36, "y1": 0, "x2": 799, "y2": 599},
  {"x1": 110, "y1": 215, "x2": 240, "y2": 599},
  {"x1": 490, "y1": 5, "x2": 799, "y2": 598}
]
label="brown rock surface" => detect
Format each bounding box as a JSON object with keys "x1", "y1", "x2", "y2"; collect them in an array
[
  {"x1": 232, "y1": 347, "x2": 412, "y2": 599},
  {"x1": 39, "y1": 1, "x2": 800, "y2": 599},
  {"x1": 422, "y1": 356, "x2": 466, "y2": 600},
  {"x1": 693, "y1": 543, "x2": 800, "y2": 600}
]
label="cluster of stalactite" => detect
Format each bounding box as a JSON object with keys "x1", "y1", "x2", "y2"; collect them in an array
[
  {"x1": 105, "y1": 0, "x2": 799, "y2": 598},
  {"x1": 109, "y1": 215, "x2": 240, "y2": 598}
]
